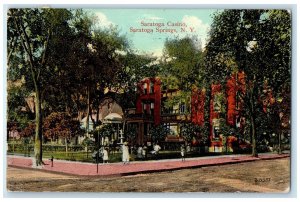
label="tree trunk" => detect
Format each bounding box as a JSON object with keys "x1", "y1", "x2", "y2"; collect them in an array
[
  {"x1": 226, "y1": 137, "x2": 228, "y2": 153},
  {"x1": 278, "y1": 129, "x2": 282, "y2": 154},
  {"x1": 65, "y1": 137, "x2": 68, "y2": 156},
  {"x1": 96, "y1": 107, "x2": 100, "y2": 125},
  {"x1": 249, "y1": 86, "x2": 258, "y2": 157},
  {"x1": 90, "y1": 113, "x2": 96, "y2": 130},
  {"x1": 250, "y1": 115, "x2": 258, "y2": 157},
  {"x1": 34, "y1": 86, "x2": 43, "y2": 166},
  {"x1": 85, "y1": 87, "x2": 90, "y2": 135}
]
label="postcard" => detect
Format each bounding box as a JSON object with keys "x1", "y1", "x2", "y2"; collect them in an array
[{"x1": 5, "y1": 6, "x2": 292, "y2": 194}]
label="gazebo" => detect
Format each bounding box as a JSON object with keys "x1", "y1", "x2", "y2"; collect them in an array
[{"x1": 102, "y1": 113, "x2": 124, "y2": 144}]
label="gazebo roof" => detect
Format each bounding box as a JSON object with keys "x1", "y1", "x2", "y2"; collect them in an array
[
  {"x1": 103, "y1": 113, "x2": 123, "y2": 123},
  {"x1": 98, "y1": 97, "x2": 124, "y2": 122}
]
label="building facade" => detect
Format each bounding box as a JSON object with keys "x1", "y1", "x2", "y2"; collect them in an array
[
  {"x1": 126, "y1": 74, "x2": 246, "y2": 151},
  {"x1": 125, "y1": 78, "x2": 161, "y2": 145}
]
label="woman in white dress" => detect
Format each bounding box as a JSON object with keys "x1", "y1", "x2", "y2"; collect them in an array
[
  {"x1": 102, "y1": 147, "x2": 109, "y2": 163},
  {"x1": 180, "y1": 145, "x2": 186, "y2": 162},
  {"x1": 122, "y1": 142, "x2": 130, "y2": 164}
]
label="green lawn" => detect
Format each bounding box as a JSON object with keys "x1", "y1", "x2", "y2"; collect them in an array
[
  {"x1": 8, "y1": 150, "x2": 123, "y2": 163},
  {"x1": 7, "y1": 142, "x2": 254, "y2": 163}
]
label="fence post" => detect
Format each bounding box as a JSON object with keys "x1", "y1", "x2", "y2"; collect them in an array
[{"x1": 50, "y1": 156, "x2": 54, "y2": 167}]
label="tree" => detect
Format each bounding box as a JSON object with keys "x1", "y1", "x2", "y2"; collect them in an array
[
  {"x1": 7, "y1": 84, "x2": 33, "y2": 134},
  {"x1": 93, "y1": 124, "x2": 115, "y2": 149},
  {"x1": 149, "y1": 124, "x2": 171, "y2": 143},
  {"x1": 61, "y1": 12, "x2": 130, "y2": 133},
  {"x1": 7, "y1": 9, "x2": 74, "y2": 165},
  {"x1": 180, "y1": 123, "x2": 200, "y2": 143},
  {"x1": 7, "y1": 9, "x2": 140, "y2": 164},
  {"x1": 158, "y1": 37, "x2": 207, "y2": 125},
  {"x1": 205, "y1": 10, "x2": 291, "y2": 157},
  {"x1": 19, "y1": 122, "x2": 35, "y2": 139},
  {"x1": 180, "y1": 122, "x2": 209, "y2": 147},
  {"x1": 44, "y1": 112, "x2": 83, "y2": 154},
  {"x1": 160, "y1": 37, "x2": 205, "y2": 90},
  {"x1": 114, "y1": 52, "x2": 159, "y2": 110},
  {"x1": 43, "y1": 112, "x2": 83, "y2": 144},
  {"x1": 218, "y1": 118, "x2": 237, "y2": 153},
  {"x1": 125, "y1": 129, "x2": 137, "y2": 146}
]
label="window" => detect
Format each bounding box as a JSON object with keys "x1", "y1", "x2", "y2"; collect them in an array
[
  {"x1": 143, "y1": 103, "x2": 147, "y2": 114},
  {"x1": 144, "y1": 123, "x2": 148, "y2": 140},
  {"x1": 213, "y1": 93, "x2": 222, "y2": 112},
  {"x1": 150, "y1": 82, "x2": 154, "y2": 93},
  {"x1": 164, "y1": 123, "x2": 171, "y2": 129},
  {"x1": 173, "y1": 104, "x2": 179, "y2": 114},
  {"x1": 179, "y1": 103, "x2": 186, "y2": 114},
  {"x1": 143, "y1": 83, "x2": 148, "y2": 94},
  {"x1": 150, "y1": 103, "x2": 154, "y2": 115},
  {"x1": 213, "y1": 126, "x2": 220, "y2": 139}
]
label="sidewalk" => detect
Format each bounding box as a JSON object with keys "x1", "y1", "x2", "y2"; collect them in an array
[{"x1": 7, "y1": 153, "x2": 290, "y2": 177}]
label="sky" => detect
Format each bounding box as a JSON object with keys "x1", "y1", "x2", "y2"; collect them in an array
[{"x1": 85, "y1": 9, "x2": 218, "y2": 57}]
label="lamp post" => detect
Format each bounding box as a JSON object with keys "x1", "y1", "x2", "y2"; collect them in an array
[
  {"x1": 95, "y1": 126, "x2": 101, "y2": 174},
  {"x1": 271, "y1": 133, "x2": 276, "y2": 152},
  {"x1": 278, "y1": 130, "x2": 282, "y2": 155}
]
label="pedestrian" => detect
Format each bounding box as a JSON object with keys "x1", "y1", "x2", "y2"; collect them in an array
[
  {"x1": 181, "y1": 145, "x2": 186, "y2": 162},
  {"x1": 186, "y1": 143, "x2": 191, "y2": 153},
  {"x1": 98, "y1": 147, "x2": 104, "y2": 162},
  {"x1": 152, "y1": 143, "x2": 161, "y2": 159},
  {"x1": 137, "y1": 145, "x2": 143, "y2": 159},
  {"x1": 122, "y1": 142, "x2": 130, "y2": 164},
  {"x1": 153, "y1": 143, "x2": 161, "y2": 154},
  {"x1": 142, "y1": 144, "x2": 147, "y2": 159},
  {"x1": 102, "y1": 147, "x2": 109, "y2": 163}
]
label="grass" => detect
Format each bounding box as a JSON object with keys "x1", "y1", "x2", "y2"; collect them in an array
[
  {"x1": 8, "y1": 146, "x2": 255, "y2": 163},
  {"x1": 8, "y1": 150, "x2": 123, "y2": 163},
  {"x1": 7, "y1": 142, "x2": 254, "y2": 163},
  {"x1": 8, "y1": 149, "x2": 259, "y2": 165}
]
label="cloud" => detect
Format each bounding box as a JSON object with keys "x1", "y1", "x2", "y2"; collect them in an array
[
  {"x1": 180, "y1": 15, "x2": 210, "y2": 49},
  {"x1": 142, "y1": 14, "x2": 164, "y2": 21},
  {"x1": 151, "y1": 48, "x2": 163, "y2": 58},
  {"x1": 94, "y1": 12, "x2": 114, "y2": 28}
]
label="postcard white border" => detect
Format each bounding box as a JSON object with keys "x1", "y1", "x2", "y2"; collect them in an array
[{"x1": 1, "y1": 0, "x2": 299, "y2": 201}]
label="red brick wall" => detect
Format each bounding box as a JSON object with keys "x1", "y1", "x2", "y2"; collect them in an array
[
  {"x1": 226, "y1": 74, "x2": 237, "y2": 126},
  {"x1": 154, "y1": 79, "x2": 161, "y2": 125},
  {"x1": 136, "y1": 78, "x2": 161, "y2": 125},
  {"x1": 191, "y1": 88, "x2": 205, "y2": 126}
]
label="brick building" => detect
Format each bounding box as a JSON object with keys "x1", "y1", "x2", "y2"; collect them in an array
[
  {"x1": 125, "y1": 74, "x2": 246, "y2": 151},
  {"x1": 125, "y1": 78, "x2": 161, "y2": 144}
]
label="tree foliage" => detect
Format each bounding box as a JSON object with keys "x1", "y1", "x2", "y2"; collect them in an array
[
  {"x1": 160, "y1": 37, "x2": 205, "y2": 91},
  {"x1": 19, "y1": 122, "x2": 35, "y2": 138},
  {"x1": 180, "y1": 123, "x2": 200, "y2": 142},
  {"x1": 96, "y1": 124, "x2": 115, "y2": 138},
  {"x1": 205, "y1": 9, "x2": 291, "y2": 156},
  {"x1": 149, "y1": 124, "x2": 171, "y2": 143},
  {"x1": 43, "y1": 112, "x2": 84, "y2": 142},
  {"x1": 180, "y1": 123, "x2": 209, "y2": 144},
  {"x1": 7, "y1": 9, "x2": 137, "y2": 163},
  {"x1": 8, "y1": 8, "x2": 75, "y2": 165}
]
